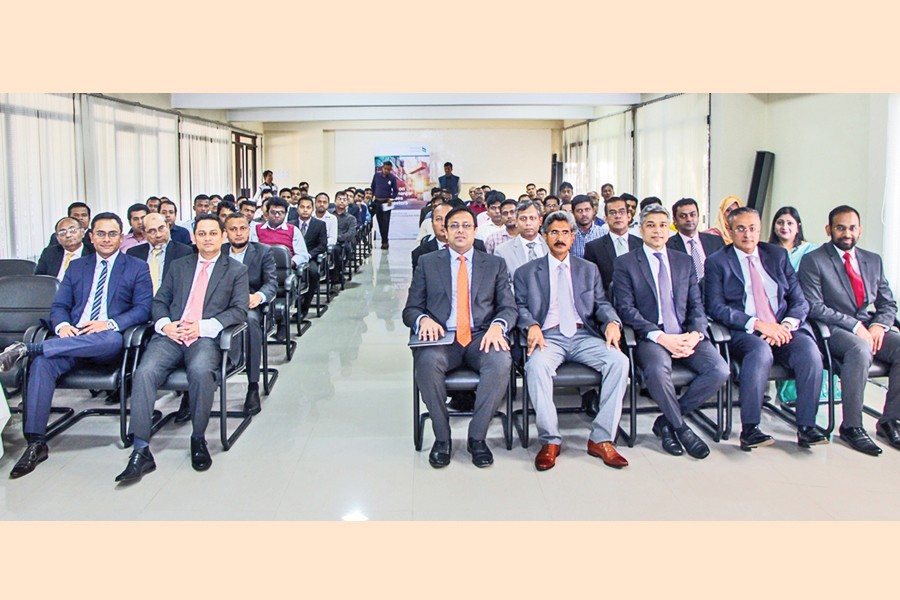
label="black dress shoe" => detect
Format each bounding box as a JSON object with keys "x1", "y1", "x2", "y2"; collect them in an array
[
  {"x1": 191, "y1": 437, "x2": 212, "y2": 471},
  {"x1": 428, "y1": 440, "x2": 451, "y2": 468},
  {"x1": 651, "y1": 416, "x2": 684, "y2": 456},
  {"x1": 0, "y1": 342, "x2": 27, "y2": 373},
  {"x1": 173, "y1": 394, "x2": 191, "y2": 423},
  {"x1": 243, "y1": 387, "x2": 261, "y2": 416},
  {"x1": 797, "y1": 426, "x2": 828, "y2": 448},
  {"x1": 9, "y1": 442, "x2": 48, "y2": 479},
  {"x1": 875, "y1": 419, "x2": 900, "y2": 450},
  {"x1": 739, "y1": 426, "x2": 775, "y2": 451},
  {"x1": 840, "y1": 425, "x2": 882, "y2": 456},
  {"x1": 115, "y1": 447, "x2": 156, "y2": 483},
  {"x1": 581, "y1": 389, "x2": 599, "y2": 418},
  {"x1": 676, "y1": 425, "x2": 710, "y2": 459},
  {"x1": 466, "y1": 438, "x2": 493, "y2": 467}
]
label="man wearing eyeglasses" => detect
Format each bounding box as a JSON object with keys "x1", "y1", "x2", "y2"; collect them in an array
[
  {"x1": 403, "y1": 206, "x2": 517, "y2": 469},
  {"x1": 47, "y1": 202, "x2": 94, "y2": 250},
  {"x1": 705, "y1": 206, "x2": 828, "y2": 451},
  {"x1": 2, "y1": 213, "x2": 153, "y2": 478},
  {"x1": 584, "y1": 197, "x2": 643, "y2": 295},
  {"x1": 249, "y1": 197, "x2": 310, "y2": 270},
  {"x1": 35, "y1": 217, "x2": 95, "y2": 280}
]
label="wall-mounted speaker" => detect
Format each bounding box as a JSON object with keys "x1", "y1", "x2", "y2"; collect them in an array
[{"x1": 747, "y1": 151, "x2": 775, "y2": 215}]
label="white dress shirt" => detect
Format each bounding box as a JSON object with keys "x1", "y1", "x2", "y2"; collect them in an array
[
  {"x1": 317, "y1": 212, "x2": 338, "y2": 246},
  {"x1": 542, "y1": 254, "x2": 584, "y2": 331},
  {"x1": 610, "y1": 231, "x2": 632, "y2": 257},
  {"x1": 734, "y1": 246, "x2": 799, "y2": 333},
  {"x1": 57, "y1": 251, "x2": 120, "y2": 334},
  {"x1": 154, "y1": 254, "x2": 224, "y2": 339},
  {"x1": 641, "y1": 245, "x2": 674, "y2": 343}
]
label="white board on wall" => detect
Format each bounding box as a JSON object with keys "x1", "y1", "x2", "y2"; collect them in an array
[{"x1": 334, "y1": 129, "x2": 551, "y2": 183}]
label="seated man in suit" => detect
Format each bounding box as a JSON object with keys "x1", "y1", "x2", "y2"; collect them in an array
[
  {"x1": 402, "y1": 206, "x2": 517, "y2": 469},
  {"x1": 159, "y1": 199, "x2": 193, "y2": 246},
  {"x1": 224, "y1": 213, "x2": 277, "y2": 415},
  {"x1": 584, "y1": 196, "x2": 643, "y2": 295},
  {"x1": 667, "y1": 197, "x2": 725, "y2": 291},
  {"x1": 613, "y1": 205, "x2": 730, "y2": 459},
  {"x1": 35, "y1": 217, "x2": 94, "y2": 280},
  {"x1": 705, "y1": 206, "x2": 828, "y2": 451},
  {"x1": 494, "y1": 199, "x2": 547, "y2": 288},
  {"x1": 514, "y1": 211, "x2": 630, "y2": 471},
  {"x1": 798, "y1": 205, "x2": 900, "y2": 455},
  {"x1": 126, "y1": 212, "x2": 193, "y2": 295},
  {"x1": 411, "y1": 203, "x2": 487, "y2": 271},
  {"x1": 117, "y1": 215, "x2": 249, "y2": 483},
  {"x1": 0, "y1": 212, "x2": 152, "y2": 478},
  {"x1": 46, "y1": 202, "x2": 93, "y2": 250},
  {"x1": 297, "y1": 196, "x2": 329, "y2": 318},
  {"x1": 334, "y1": 192, "x2": 358, "y2": 275}
]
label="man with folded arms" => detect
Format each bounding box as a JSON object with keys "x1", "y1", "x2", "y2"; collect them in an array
[
  {"x1": 613, "y1": 205, "x2": 730, "y2": 459},
  {"x1": 403, "y1": 206, "x2": 517, "y2": 469},
  {"x1": 798, "y1": 205, "x2": 900, "y2": 455},
  {"x1": 515, "y1": 211, "x2": 630, "y2": 470},
  {"x1": 117, "y1": 215, "x2": 248, "y2": 483},
  {"x1": 705, "y1": 206, "x2": 828, "y2": 451},
  {"x1": 1, "y1": 213, "x2": 152, "y2": 478}
]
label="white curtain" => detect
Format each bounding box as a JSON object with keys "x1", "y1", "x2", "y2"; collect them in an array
[
  {"x1": 0, "y1": 93, "x2": 80, "y2": 261},
  {"x1": 80, "y1": 95, "x2": 179, "y2": 216},
  {"x1": 588, "y1": 111, "x2": 633, "y2": 195},
  {"x1": 882, "y1": 94, "x2": 900, "y2": 287},
  {"x1": 634, "y1": 94, "x2": 710, "y2": 220},
  {"x1": 179, "y1": 118, "x2": 231, "y2": 212},
  {"x1": 563, "y1": 123, "x2": 589, "y2": 194}
]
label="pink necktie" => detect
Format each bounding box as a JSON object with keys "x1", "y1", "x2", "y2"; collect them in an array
[
  {"x1": 747, "y1": 256, "x2": 777, "y2": 323},
  {"x1": 181, "y1": 262, "x2": 212, "y2": 346}
]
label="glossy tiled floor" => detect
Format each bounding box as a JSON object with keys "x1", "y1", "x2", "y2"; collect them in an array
[{"x1": 2, "y1": 239, "x2": 899, "y2": 520}]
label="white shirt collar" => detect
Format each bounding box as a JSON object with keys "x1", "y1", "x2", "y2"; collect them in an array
[
  {"x1": 548, "y1": 252, "x2": 571, "y2": 269},
  {"x1": 449, "y1": 246, "x2": 475, "y2": 262},
  {"x1": 199, "y1": 252, "x2": 220, "y2": 264},
  {"x1": 833, "y1": 244, "x2": 856, "y2": 259},
  {"x1": 262, "y1": 221, "x2": 289, "y2": 231},
  {"x1": 734, "y1": 245, "x2": 761, "y2": 261}
]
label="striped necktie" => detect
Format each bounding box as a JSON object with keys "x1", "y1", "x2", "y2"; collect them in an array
[{"x1": 90, "y1": 260, "x2": 109, "y2": 321}]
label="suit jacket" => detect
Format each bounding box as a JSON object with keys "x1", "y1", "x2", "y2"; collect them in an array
[
  {"x1": 612, "y1": 247, "x2": 708, "y2": 340},
  {"x1": 666, "y1": 231, "x2": 726, "y2": 257},
  {"x1": 298, "y1": 218, "x2": 328, "y2": 261},
  {"x1": 514, "y1": 254, "x2": 618, "y2": 339},
  {"x1": 223, "y1": 241, "x2": 277, "y2": 301},
  {"x1": 583, "y1": 233, "x2": 643, "y2": 294},
  {"x1": 126, "y1": 240, "x2": 194, "y2": 284},
  {"x1": 704, "y1": 242, "x2": 810, "y2": 333},
  {"x1": 798, "y1": 244, "x2": 898, "y2": 331},
  {"x1": 411, "y1": 237, "x2": 486, "y2": 271},
  {"x1": 34, "y1": 244, "x2": 94, "y2": 278},
  {"x1": 402, "y1": 247, "x2": 517, "y2": 335},
  {"x1": 48, "y1": 230, "x2": 93, "y2": 250},
  {"x1": 438, "y1": 174, "x2": 460, "y2": 196},
  {"x1": 170, "y1": 224, "x2": 193, "y2": 246},
  {"x1": 50, "y1": 252, "x2": 153, "y2": 332},
  {"x1": 494, "y1": 236, "x2": 549, "y2": 283},
  {"x1": 153, "y1": 253, "x2": 249, "y2": 334}
]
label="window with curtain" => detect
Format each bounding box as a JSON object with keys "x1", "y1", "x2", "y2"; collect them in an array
[
  {"x1": 80, "y1": 95, "x2": 179, "y2": 216},
  {"x1": 179, "y1": 118, "x2": 232, "y2": 210},
  {"x1": 588, "y1": 111, "x2": 634, "y2": 196},
  {"x1": 563, "y1": 123, "x2": 589, "y2": 194},
  {"x1": 634, "y1": 94, "x2": 710, "y2": 222},
  {"x1": 0, "y1": 93, "x2": 80, "y2": 261}
]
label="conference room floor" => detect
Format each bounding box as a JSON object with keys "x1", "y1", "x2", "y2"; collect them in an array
[{"x1": 1, "y1": 238, "x2": 899, "y2": 520}]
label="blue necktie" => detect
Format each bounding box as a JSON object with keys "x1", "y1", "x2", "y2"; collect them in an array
[
  {"x1": 654, "y1": 252, "x2": 682, "y2": 334},
  {"x1": 90, "y1": 259, "x2": 109, "y2": 321}
]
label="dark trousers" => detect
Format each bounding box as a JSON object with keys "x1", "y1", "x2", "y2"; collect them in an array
[
  {"x1": 635, "y1": 339, "x2": 730, "y2": 429},
  {"x1": 828, "y1": 327, "x2": 900, "y2": 427},
  {"x1": 729, "y1": 329, "x2": 822, "y2": 428},
  {"x1": 300, "y1": 259, "x2": 321, "y2": 317},
  {"x1": 24, "y1": 330, "x2": 123, "y2": 438},
  {"x1": 373, "y1": 200, "x2": 391, "y2": 242},
  {"x1": 229, "y1": 308, "x2": 260, "y2": 384},
  {"x1": 414, "y1": 331, "x2": 512, "y2": 442},
  {"x1": 129, "y1": 335, "x2": 219, "y2": 442}
]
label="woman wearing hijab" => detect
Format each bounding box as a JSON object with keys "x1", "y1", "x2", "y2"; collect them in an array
[{"x1": 704, "y1": 195, "x2": 742, "y2": 243}]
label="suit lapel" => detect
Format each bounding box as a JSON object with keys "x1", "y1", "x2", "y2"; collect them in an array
[
  {"x1": 537, "y1": 257, "x2": 550, "y2": 317},
  {"x1": 636, "y1": 251, "x2": 659, "y2": 305},
  {"x1": 80, "y1": 254, "x2": 98, "y2": 309},
  {"x1": 668, "y1": 250, "x2": 687, "y2": 309},
  {"x1": 827, "y1": 246, "x2": 857, "y2": 304},
  {"x1": 437, "y1": 248, "x2": 452, "y2": 305},
  {"x1": 178, "y1": 254, "x2": 199, "y2": 314},
  {"x1": 857, "y1": 250, "x2": 875, "y2": 304},
  {"x1": 107, "y1": 254, "x2": 126, "y2": 304},
  {"x1": 203, "y1": 254, "x2": 229, "y2": 306}
]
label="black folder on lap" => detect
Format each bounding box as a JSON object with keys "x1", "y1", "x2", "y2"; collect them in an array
[{"x1": 408, "y1": 331, "x2": 455, "y2": 347}]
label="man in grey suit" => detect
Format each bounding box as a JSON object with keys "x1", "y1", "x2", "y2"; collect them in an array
[
  {"x1": 514, "y1": 211, "x2": 630, "y2": 471},
  {"x1": 494, "y1": 199, "x2": 547, "y2": 289},
  {"x1": 117, "y1": 215, "x2": 249, "y2": 483},
  {"x1": 613, "y1": 205, "x2": 730, "y2": 459},
  {"x1": 798, "y1": 205, "x2": 900, "y2": 455},
  {"x1": 403, "y1": 206, "x2": 517, "y2": 469}
]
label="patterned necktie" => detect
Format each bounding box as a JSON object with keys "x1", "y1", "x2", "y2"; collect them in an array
[
  {"x1": 456, "y1": 256, "x2": 472, "y2": 347},
  {"x1": 654, "y1": 252, "x2": 682, "y2": 334},
  {"x1": 90, "y1": 260, "x2": 109, "y2": 321},
  {"x1": 747, "y1": 255, "x2": 777, "y2": 323},
  {"x1": 182, "y1": 262, "x2": 212, "y2": 346},
  {"x1": 301, "y1": 221, "x2": 308, "y2": 236},
  {"x1": 526, "y1": 241, "x2": 537, "y2": 261},
  {"x1": 843, "y1": 252, "x2": 865, "y2": 309},
  {"x1": 557, "y1": 263, "x2": 578, "y2": 337},
  {"x1": 149, "y1": 247, "x2": 163, "y2": 293},
  {"x1": 689, "y1": 238, "x2": 704, "y2": 281},
  {"x1": 615, "y1": 236, "x2": 627, "y2": 256}
]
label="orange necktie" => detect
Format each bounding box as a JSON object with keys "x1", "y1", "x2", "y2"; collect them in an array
[{"x1": 456, "y1": 255, "x2": 472, "y2": 347}]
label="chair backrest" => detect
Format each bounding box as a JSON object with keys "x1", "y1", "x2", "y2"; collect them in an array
[
  {"x1": 267, "y1": 244, "x2": 292, "y2": 287},
  {"x1": 0, "y1": 259, "x2": 38, "y2": 278},
  {"x1": 0, "y1": 275, "x2": 59, "y2": 346}
]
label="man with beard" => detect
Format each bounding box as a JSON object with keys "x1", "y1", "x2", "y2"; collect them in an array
[{"x1": 570, "y1": 195, "x2": 603, "y2": 258}]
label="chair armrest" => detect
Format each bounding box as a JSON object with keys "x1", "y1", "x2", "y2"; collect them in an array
[
  {"x1": 219, "y1": 322, "x2": 248, "y2": 351},
  {"x1": 121, "y1": 323, "x2": 151, "y2": 348},
  {"x1": 809, "y1": 319, "x2": 832, "y2": 340},
  {"x1": 129, "y1": 323, "x2": 154, "y2": 348},
  {"x1": 24, "y1": 324, "x2": 50, "y2": 344},
  {"x1": 621, "y1": 324, "x2": 637, "y2": 348},
  {"x1": 707, "y1": 322, "x2": 731, "y2": 344}
]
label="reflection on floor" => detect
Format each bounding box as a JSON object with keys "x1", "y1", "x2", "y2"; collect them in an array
[{"x1": 2, "y1": 239, "x2": 899, "y2": 520}]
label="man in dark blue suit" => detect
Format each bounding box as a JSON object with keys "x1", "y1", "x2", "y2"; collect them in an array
[
  {"x1": 613, "y1": 205, "x2": 730, "y2": 459},
  {"x1": 705, "y1": 207, "x2": 827, "y2": 451},
  {"x1": 0, "y1": 213, "x2": 153, "y2": 478}
]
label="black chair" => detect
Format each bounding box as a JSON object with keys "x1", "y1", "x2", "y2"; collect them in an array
[
  {"x1": 130, "y1": 322, "x2": 251, "y2": 450},
  {"x1": 311, "y1": 257, "x2": 330, "y2": 317},
  {"x1": 258, "y1": 302, "x2": 279, "y2": 395},
  {"x1": 0, "y1": 259, "x2": 37, "y2": 278},
  {"x1": 291, "y1": 264, "x2": 312, "y2": 337},
  {"x1": 0, "y1": 275, "x2": 59, "y2": 397},
  {"x1": 267, "y1": 245, "x2": 298, "y2": 360}
]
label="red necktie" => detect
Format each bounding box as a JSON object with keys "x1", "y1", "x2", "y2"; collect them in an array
[{"x1": 843, "y1": 252, "x2": 865, "y2": 309}]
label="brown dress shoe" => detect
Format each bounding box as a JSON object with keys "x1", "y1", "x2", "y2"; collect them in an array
[
  {"x1": 534, "y1": 444, "x2": 561, "y2": 471},
  {"x1": 587, "y1": 440, "x2": 629, "y2": 468}
]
